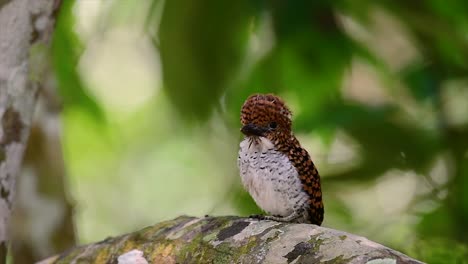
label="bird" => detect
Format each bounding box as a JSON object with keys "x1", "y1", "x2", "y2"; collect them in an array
[{"x1": 237, "y1": 93, "x2": 324, "y2": 225}]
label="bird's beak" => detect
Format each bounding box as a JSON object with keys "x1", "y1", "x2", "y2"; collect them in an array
[{"x1": 241, "y1": 123, "x2": 267, "y2": 136}]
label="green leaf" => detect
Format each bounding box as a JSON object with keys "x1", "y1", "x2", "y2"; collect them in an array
[
  {"x1": 158, "y1": 0, "x2": 253, "y2": 121},
  {"x1": 402, "y1": 63, "x2": 440, "y2": 101}
]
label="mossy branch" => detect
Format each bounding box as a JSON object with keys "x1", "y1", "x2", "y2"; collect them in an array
[{"x1": 38, "y1": 216, "x2": 424, "y2": 264}]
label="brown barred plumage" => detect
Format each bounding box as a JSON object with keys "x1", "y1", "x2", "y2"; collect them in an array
[{"x1": 238, "y1": 93, "x2": 324, "y2": 225}]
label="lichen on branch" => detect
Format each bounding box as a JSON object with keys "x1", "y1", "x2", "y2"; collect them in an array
[{"x1": 39, "y1": 216, "x2": 423, "y2": 264}]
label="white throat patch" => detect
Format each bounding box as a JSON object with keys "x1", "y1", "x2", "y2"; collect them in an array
[{"x1": 240, "y1": 137, "x2": 274, "y2": 153}]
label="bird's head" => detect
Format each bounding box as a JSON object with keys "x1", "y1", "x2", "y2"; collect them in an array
[{"x1": 240, "y1": 94, "x2": 292, "y2": 142}]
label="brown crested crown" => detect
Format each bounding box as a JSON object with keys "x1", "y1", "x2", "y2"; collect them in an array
[{"x1": 240, "y1": 94, "x2": 292, "y2": 129}]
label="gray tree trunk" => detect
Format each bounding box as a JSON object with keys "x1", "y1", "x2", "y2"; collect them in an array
[
  {"x1": 38, "y1": 216, "x2": 424, "y2": 264},
  {"x1": 0, "y1": 0, "x2": 60, "y2": 262}
]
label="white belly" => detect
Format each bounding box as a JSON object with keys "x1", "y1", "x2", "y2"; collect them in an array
[{"x1": 237, "y1": 137, "x2": 308, "y2": 216}]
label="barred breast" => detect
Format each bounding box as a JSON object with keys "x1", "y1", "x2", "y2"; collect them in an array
[{"x1": 237, "y1": 137, "x2": 309, "y2": 216}]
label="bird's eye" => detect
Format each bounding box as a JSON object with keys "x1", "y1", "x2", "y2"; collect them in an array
[{"x1": 269, "y1": 122, "x2": 278, "y2": 129}]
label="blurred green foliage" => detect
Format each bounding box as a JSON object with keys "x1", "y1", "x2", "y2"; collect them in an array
[
  {"x1": 159, "y1": 0, "x2": 253, "y2": 120},
  {"x1": 51, "y1": 1, "x2": 468, "y2": 263},
  {"x1": 52, "y1": 0, "x2": 104, "y2": 121}
]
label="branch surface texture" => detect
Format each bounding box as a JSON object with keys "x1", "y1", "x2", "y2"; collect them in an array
[{"x1": 39, "y1": 216, "x2": 424, "y2": 264}]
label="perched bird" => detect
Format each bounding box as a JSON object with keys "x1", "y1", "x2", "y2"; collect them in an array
[{"x1": 237, "y1": 93, "x2": 324, "y2": 225}]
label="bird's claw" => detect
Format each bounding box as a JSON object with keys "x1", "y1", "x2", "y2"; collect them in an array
[{"x1": 248, "y1": 214, "x2": 266, "y2": 220}]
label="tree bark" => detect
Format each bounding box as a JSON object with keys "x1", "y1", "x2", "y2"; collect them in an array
[
  {"x1": 0, "y1": 0, "x2": 61, "y2": 262},
  {"x1": 39, "y1": 216, "x2": 424, "y2": 264}
]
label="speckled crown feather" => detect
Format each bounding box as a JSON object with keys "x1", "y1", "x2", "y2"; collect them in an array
[{"x1": 240, "y1": 94, "x2": 292, "y2": 129}]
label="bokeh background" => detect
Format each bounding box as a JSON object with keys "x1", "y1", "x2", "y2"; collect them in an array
[{"x1": 11, "y1": 1, "x2": 468, "y2": 263}]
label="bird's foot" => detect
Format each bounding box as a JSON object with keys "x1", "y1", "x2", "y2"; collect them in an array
[
  {"x1": 262, "y1": 215, "x2": 288, "y2": 222},
  {"x1": 262, "y1": 213, "x2": 301, "y2": 223},
  {"x1": 248, "y1": 214, "x2": 266, "y2": 220},
  {"x1": 249, "y1": 214, "x2": 289, "y2": 222}
]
